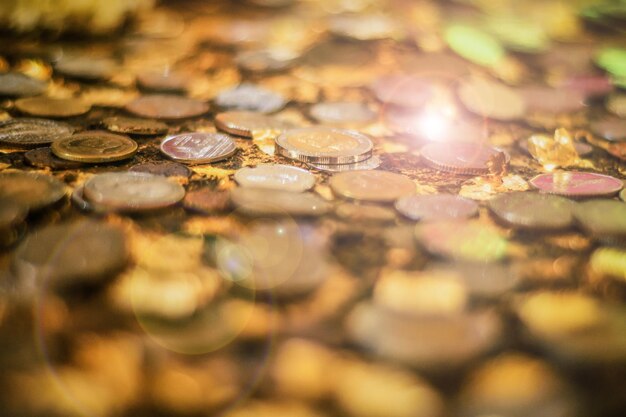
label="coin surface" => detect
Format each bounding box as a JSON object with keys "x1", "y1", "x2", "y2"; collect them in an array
[
  {"x1": 330, "y1": 170, "x2": 415, "y2": 203},
  {"x1": 275, "y1": 127, "x2": 373, "y2": 164},
  {"x1": 0, "y1": 72, "x2": 47, "y2": 97},
  {"x1": 573, "y1": 200, "x2": 626, "y2": 240},
  {"x1": 24, "y1": 147, "x2": 85, "y2": 170},
  {"x1": 590, "y1": 116, "x2": 626, "y2": 142},
  {"x1": 83, "y1": 172, "x2": 185, "y2": 212},
  {"x1": 530, "y1": 171, "x2": 623, "y2": 198},
  {"x1": 457, "y1": 77, "x2": 526, "y2": 120},
  {"x1": 14, "y1": 97, "x2": 92, "y2": 118},
  {"x1": 234, "y1": 164, "x2": 315, "y2": 192},
  {"x1": 129, "y1": 161, "x2": 191, "y2": 178},
  {"x1": 370, "y1": 75, "x2": 432, "y2": 108},
  {"x1": 421, "y1": 142, "x2": 508, "y2": 175},
  {"x1": 520, "y1": 86, "x2": 587, "y2": 114},
  {"x1": 0, "y1": 198, "x2": 27, "y2": 231},
  {"x1": 54, "y1": 56, "x2": 117, "y2": 80},
  {"x1": 125, "y1": 94, "x2": 209, "y2": 120},
  {"x1": 71, "y1": 185, "x2": 110, "y2": 214},
  {"x1": 160, "y1": 132, "x2": 237, "y2": 164},
  {"x1": 488, "y1": 192, "x2": 576, "y2": 230},
  {"x1": 307, "y1": 155, "x2": 382, "y2": 172},
  {"x1": 102, "y1": 116, "x2": 169, "y2": 136},
  {"x1": 309, "y1": 102, "x2": 377, "y2": 125},
  {"x1": 214, "y1": 111, "x2": 293, "y2": 138},
  {"x1": 0, "y1": 171, "x2": 66, "y2": 212},
  {"x1": 395, "y1": 194, "x2": 478, "y2": 221},
  {"x1": 136, "y1": 71, "x2": 188, "y2": 92},
  {"x1": 183, "y1": 189, "x2": 231, "y2": 214},
  {"x1": 230, "y1": 187, "x2": 331, "y2": 216},
  {"x1": 51, "y1": 131, "x2": 138, "y2": 163},
  {"x1": 0, "y1": 118, "x2": 74, "y2": 147},
  {"x1": 214, "y1": 83, "x2": 286, "y2": 113}
]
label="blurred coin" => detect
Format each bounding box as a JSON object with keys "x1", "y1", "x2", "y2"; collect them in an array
[
  {"x1": 488, "y1": 192, "x2": 576, "y2": 230},
  {"x1": 457, "y1": 77, "x2": 526, "y2": 120},
  {"x1": 83, "y1": 172, "x2": 185, "y2": 212},
  {"x1": 129, "y1": 161, "x2": 191, "y2": 178},
  {"x1": 307, "y1": 155, "x2": 381, "y2": 172},
  {"x1": 530, "y1": 171, "x2": 623, "y2": 198},
  {"x1": 24, "y1": 147, "x2": 84, "y2": 170},
  {"x1": 590, "y1": 116, "x2": 626, "y2": 142},
  {"x1": 607, "y1": 142, "x2": 626, "y2": 161},
  {"x1": 14, "y1": 97, "x2": 91, "y2": 118},
  {"x1": 214, "y1": 83, "x2": 286, "y2": 113},
  {"x1": 136, "y1": 71, "x2": 188, "y2": 92},
  {"x1": 0, "y1": 72, "x2": 47, "y2": 97},
  {"x1": 520, "y1": 86, "x2": 587, "y2": 114},
  {"x1": 215, "y1": 111, "x2": 293, "y2": 138},
  {"x1": 230, "y1": 188, "x2": 331, "y2": 217},
  {"x1": 309, "y1": 102, "x2": 376, "y2": 125},
  {"x1": 160, "y1": 132, "x2": 237, "y2": 164},
  {"x1": 444, "y1": 24, "x2": 505, "y2": 68},
  {"x1": 595, "y1": 47, "x2": 626, "y2": 79},
  {"x1": 235, "y1": 164, "x2": 315, "y2": 192},
  {"x1": 370, "y1": 75, "x2": 432, "y2": 108},
  {"x1": 395, "y1": 194, "x2": 478, "y2": 221},
  {"x1": 51, "y1": 131, "x2": 138, "y2": 163},
  {"x1": 0, "y1": 118, "x2": 74, "y2": 148},
  {"x1": 420, "y1": 142, "x2": 508, "y2": 175},
  {"x1": 275, "y1": 127, "x2": 373, "y2": 164},
  {"x1": 0, "y1": 171, "x2": 66, "y2": 212},
  {"x1": 330, "y1": 170, "x2": 415, "y2": 203},
  {"x1": 0, "y1": 198, "x2": 27, "y2": 231},
  {"x1": 70, "y1": 185, "x2": 109, "y2": 214},
  {"x1": 518, "y1": 138, "x2": 592, "y2": 157},
  {"x1": 54, "y1": 56, "x2": 117, "y2": 80},
  {"x1": 335, "y1": 203, "x2": 396, "y2": 224},
  {"x1": 329, "y1": 13, "x2": 400, "y2": 41},
  {"x1": 125, "y1": 94, "x2": 209, "y2": 120},
  {"x1": 102, "y1": 116, "x2": 168, "y2": 136},
  {"x1": 606, "y1": 93, "x2": 626, "y2": 118},
  {"x1": 183, "y1": 189, "x2": 230, "y2": 214},
  {"x1": 425, "y1": 262, "x2": 519, "y2": 298},
  {"x1": 573, "y1": 200, "x2": 626, "y2": 240},
  {"x1": 235, "y1": 48, "x2": 297, "y2": 73}
]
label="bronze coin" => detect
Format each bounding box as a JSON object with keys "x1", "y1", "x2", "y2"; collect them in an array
[
  {"x1": 0, "y1": 72, "x2": 47, "y2": 97},
  {"x1": 125, "y1": 94, "x2": 209, "y2": 120},
  {"x1": 54, "y1": 56, "x2": 117, "y2": 81},
  {"x1": 136, "y1": 71, "x2": 188, "y2": 92},
  {"x1": 395, "y1": 194, "x2": 479, "y2": 221},
  {"x1": 420, "y1": 142, "x2": 509, "y2": 175},
  {"x1": 330, "y1": 170, "x2": 415, "y2": 203},
  {"x1": 488, "y1": 192, "x2": 576, "y2": 230},
  {"x1": 129, "y1": 161, "x2": 191, "y2": 178},
  {"x1": 51, "y1": 131, "x2": 138, "y2": 163},
  {"x1": 183, "y1": 189, "x2": 231, "y2": 214},
  {"x1": 607, "y1": 142, "x2": 626, "y2": 161},
  {"x1": 24, "y1": 147, "x2": 85, "y2": 170},
  {"x1": 0, "y1": 171, "x2": 66, "y2": 212},
  {"x1": 14, "y1": 97, "x2": 91, "y2": 118},
  {"x1": 160, "y1": 132, "x2": 237, "y2": 164},
  {"x1": 0, "y1": 118, "x2": 74, "y2": 148},
  {"x1": 102, "y1": 116, "x2": 169, "y2": 136}
]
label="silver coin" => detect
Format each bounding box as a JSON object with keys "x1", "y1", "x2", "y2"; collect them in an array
[
  {"x1": 309, "y1": 102, "x2": 377, "y2": 125},
  {"x1": 0, "y1": 118, "x2": 74, "y2": 147},
  {"x1": 230, "y1": 187, "x2": 331, "y2": 217},
  {"x1": 83, "y1": 172, "x2": 185, "y2": 212},
  {"x1": 395, "y1": 194, "x2": 479, "y2": 221},
  {"x1": 0, "y1": 171, "x2": 66, "y2": 212},
  {"x1": 234, "y1": 164, "x2": 316, "y2": 192},
  {"x1": 160, "y1": 132, "x2": 237, "y2": 164},
  {"x1": 0, "y1": 72, "x2": 47, "y2": 97},
  {"x1": 307, "y1": 155, "x2": 382, "y2": 172},
  {"x1": 214, "y1": 83, "x2": 286, "y2": 113}
]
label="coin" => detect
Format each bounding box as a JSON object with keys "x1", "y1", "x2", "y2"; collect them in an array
[
  {"x1": 590, "y1": 116, "x2": 626, "y2": 142},
  {"x1": 0, "y1": 118, "x2": 74, "y2": 147},
  {"x1": 14, "y1": 97, "x2": 92, "y2": 118},
  {"x1": 214, "y1": 83, "x2": 286, "y2": 113},
  {"x1": 520, "y1": 86, "x2": 587, "y2": 114},
  {"x1": 370, "y1": 75, "x2": 432, "y2": 108},
  {"x1": 102, "y1": 116, "x2": 169, "y2": 136},
  {"x1": 24, "y1": 147, "x2": 84, "y2": 170},
  {"x1": 445, "y1": 24, "x2": 505, "y2": 68},
  {"x1": 329, "y1": 13, "x2": 400, "y2": 41},
  {"x1": 488, "y1": 192, "x2": 576, "y2": 230},
  {"x1": 275, "y1": 127, "x2": 373, "y2": 164},
  {"x1": 0, "y1": 171, "x2": 66, "y2": 212},
  {"x1": 573, "y1": 200, "x2": 626, "y2": 240},
  {"x1": 160, "y1": 132, "x2": 237, "y2": 164},
  {"x1": 607, "y1": 142, "x2": 626, "y2": 161},
  {"x1": 51, "y1": 131, "x2": 138, "y2": 163},
  {"x1": 530, "y1": 171, "x2": 623, "y2": 198},
  {"x1": 606, "y1": 93, "x2": 626, "y2": 118},
  {"x1": 83, "y1": 172, "x2": 185, "y2": 212},
  {"x1": 136, "y1": 71, "x2": 188, "y2": 92},
  {"x1": 129, "y1": 161, "x2": 191, "y2": 178},
  {"x1": 518, "y1": 138, "x2": 593, "y2": 157},
  {"x1": 330, "y1": 170, "x2": 415, "y2": 203},
  {"x1": 234, "y1": 164, "x2": 315, "y2": 192},
  {"x1": 125, "y1": 94, "x2": 209, "y2": 120},
  {"x1": 0, "y1": 72, "x2": 47, "y2": 97},
  {"x1": 309, "y1": 102, "x2": 377, "y2": 125},
  {"x1": 183, "y1": 189, "x2": 231, "y2": 214},
  {"x1": 214, "y1": 111, "x2": 293, "y2": 138},
  {"x1": 395, "y1": 194, "x2": 478, "y2": 221},
  {"x1": 335, "y1": 203, "x2": 396, "y2": 223},
  {"x1": 70, "y1": 185, "x2": 109, "y2": 214},
  {"x1": 230, "y1": 188, "x2": 331, "y2": 217},
  {"x1": 420, "y1": 142, "x2": 508, "y2": 175},
  {"x1": 0, "y1": 198, "x2": 27, "y2": 231},
  {"x1": 54, "y1": 56, "x2": 117, "y2": 80},
  {"x1": 457, "y1": 76, "x2": 526, "y2": 120},
  {"x1": 307, "y1": 155, "x2": 382, "y2": 172},
  {"x1": 235, "y1": 48, "x2": 297, "y2": 73}
]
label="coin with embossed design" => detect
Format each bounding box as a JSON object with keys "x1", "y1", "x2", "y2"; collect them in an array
[
  {"x1": 276, "y1": 127, "x2": 373, "y2": 164},
  {"x1": 0, "y1": 118, "x2": 74, "y2": 147},
  {"x1": 215, "y1": 111, "x2": 293, "y2": 138},
  {"x1": 51, "y1": 131, "x2": 138, "y2": 163},
  {"x1": 160, "y1": 132, "x2": 237, "y2": 164},
  {"x1": 530, "y1": 171, "x2": 623, "y2": 198},
  {"x1": 330, "y1": 170, "x2": 415, "y2": 203}
]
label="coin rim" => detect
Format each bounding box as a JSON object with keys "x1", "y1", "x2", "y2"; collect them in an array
[
  {"x1": 51, "y1": 131, "x2": 138, "y2": 163},
  {"x1": 0, "y1": 118, "x2": 75, "y2": 148},
  {"x1": 159, "y1": 132, "x2": 237, "y2": 164},
  {"x1": 329, "y1": 170, "x2": 415, "y2": 202},
  {"x1": 234, "y1": 164, "x2": 316, "y2": 192},
  {"x1": 529, "y1": 172, "x2": 624, "y2": 198}
]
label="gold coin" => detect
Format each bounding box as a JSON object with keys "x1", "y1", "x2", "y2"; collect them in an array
[
  {"x1": 276, "y1": 127, "x2": 373, "y2": 164},
  {"x1": 14, "y1": 97, "x2": 91, "y2": 118},
  {"x1": 329, "y1": 170, "x2": 415, "y2": 202},
  {"x1": 51, "y1": 131, "x2": 138, "y2": 163}
]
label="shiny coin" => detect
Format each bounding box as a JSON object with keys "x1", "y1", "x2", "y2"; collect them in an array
[
  {"x1": 395, "y1": 194, "x2": 478, "y2": 221},
  {"x1": 275, "y1": 127, "x2": 373, "y2": 164},
  {"x1": 518, "y1": 138, "x2": 593, "y2": 157},
  {"x1": 71, "y1": 185, "x2": 109, "y2": 214},
  {"x1": 102, "y1": 116, "x2": 168, "y2": 136},
  {"x1": 0, "y1": 118, "x2": 74, "y2": 148},
  {"x1": 54, "y1": 56, "x2": 117, "y2": 80},
  {"x1": 335, "y1": 203, "x2": 396, "y2": 224},
  {"x1": 136, "y1": 71, "x2": 188, "y2": 92},
  {"x1": 606, "y1": 93, "x2": 626, "y2": 118},
  {"x1": 370, "y1": 75, "x2": 432, "y2": 108},
  {"x1": 0, "y1": 72, "x2": 47, "y2": 97},
  {"x1": 129, "y1": 161, "x2": 191, "y2": 178},
  {"x1": 14, "y1": 97, "x2": 91, "y2": 118},
  {"x1": 234, "y1": 164, "x2": 315, "y2": 192},
  {"x1": 530, "y1": 171, "x2": 623, "y2": 198},
  {"x1": 51, "y1": 131, "x2": 138, "y2": 163},
  {"x1": 420, "y1": 142, "x2": 508, "y2": 175},
  {"x1": 0, "y1": 171, "x2": 66, "y2": 212},
  {"x1": 214, "y1": 83, "x2": 286, "y2": 113},
  {"x1": 573, "y1": 200, "x2": 626, "y2": 240},
  {"x1": 520, "y1": 86, "x2": 587, "y2": 114},
  {"x1": 230, "y1": 187, "x2": 331, "y2": 217},
  {"x1": 330, "y1": 170, "x2": 415, "y2": 203},
  {"x1": 309, "y1": 102, "x2": 376, "y2": 125},
  {"x1": 125, "y1": 94, "x2": 209, "y2": 120},
  {"x1": 590, "y1": 117, "x2": 626, "y2": 142},
  {"x1": 457, "y1": 76, "x2": 526, "y2": 120},
  {"x1": 183, "y1": 189, "x2": 230, "y2": 214},
  {"x1": 488, "y1": 192, "x2": 576, "y2": 230},
  {"x1": 214, "y1": 111, "x2": 293, "y2": 138},
  {"x1": 83, "y1": 172, "x2": 185, "y2": 212},
  {"x1": 235, "y1": 48, "x2": 297, "y2": 73},
  {"x1": 24, "y1": 147, "x2": 84, "y2": 170},
  {"x1": 307, "y1": 155, "x2": 382, "y2": 172},
  {"x1": 160, "y1": 132, "x2": 237, "y2": 164}
]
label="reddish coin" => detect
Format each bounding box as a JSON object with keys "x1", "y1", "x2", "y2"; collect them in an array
[
  {"x1": 15, "y1": 97, "x2": 91, "y2": 118},
  {"x1": 530, "y1": 171, "x2": 623, "y2": 198},
  {"x1": 125, "y1": 94, "x2": 209, "y2": 120},
  {"x1": 420, "y1": 142, "x2": 509, "y2": 175},
  {"x1": 24, "y1": 147, "x2": 84, "y2": 170},
  {"x1": 160, "y1": 132, "x2": 237, "y2": 164},
  {"x1": 370, "y1": 75, "x2": 432, "y2": 108},
  {"x1": 136, "y1": 71, "x2": 188, "y2": 92},
  {"x1": 183, "y1": 189, "x2": 231, "y2": 214},
  {"x1": 395, "y1": 194, "x2": 479, "y2": 221}
]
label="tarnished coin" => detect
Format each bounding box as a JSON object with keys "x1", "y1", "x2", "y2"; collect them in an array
[
  {"x1": 330, "y1": 170, "x2": 415, "y2": 203},
  {"x1": 125, "y1": 94, "x2": 209, "y2": 120},
  {"x1": 54, "y1": 56, "x2": 117, "y2": 80},
  {"x1": 0, "y1": 171, "x2": 66, "y2": 212},
  {"x1": 51, "y1": 131, "x2": 138, "y2": 163},
  {"x1": 590, "y1": 116, "x2": 626, "y2": 142},
  {"x1": 183, "y1": 189, "x2": 231, "y2": 214},
  {"x1": 136, "y1": 71, "x2": 188, "y2": 92},
  {"x1": 214, "y1": 111, "x2": 293, "y2": 138},
  {"x1": 370, "y1": 75, "x2": 432, "y2": 108},
  {"x1": 83, "y1": 172, "x2": 185, "y2": 212},
  {"x1": 275, "y1": 127, "x2": 373, "y2": 164},
  {"x1": 530, "y1": 171, "x2": 623, "y2": 198},
  {"x1": 457, "y1": 77, "x2": 526, "y2": 120},
  {"x1": 235, "y1": 48, "x2": 297, "y2": 73},
  {"x1": 573, "y1": 200, "x2": 626, "y2": 240},
  {"x1": 395, "y1": 194, "x2": 478, "y2": 221},
  {"x1": 488, "y1": 192, "x2": 576, "y2": 230},
  {"x1": 24, "y1": 147, "x2": 84, "y2": 170},
  {"x1": 214, "y1": 83, "x2": 286, "y2": 113},
  {"x1": 14, "y1": 97, "x2": 91, "y2": 118},
  {"x1": 102, "y1": 116, "x2": 168, "y2": 136},
  {"x1": 0, "y1": 72, "x2": 47, "y2": 97},
  {"x1": 160, "y1": 132, "x2": 237, "y2": 164},
  {"x1": 307, "y1": 155, "x2": 382, "y2": 172},
  {"x1": 335, "y1": 203, "x2": 396, "y2": 223},
  {"x1": 520, "y1": 86, "x2": 587, "y2": 114},
  {"x1": 0, "y1": 118, "x2": 74, "y2": 147},
  {"x1": 235, "y1": 164, "x2": 315, "y2": 192},
  {"x1": 420, "y1": 142, "x2": 508, "y2": 175},
  {"x1": 129, "y1": 161, "x2": 191, "y2": 178},
  {"x1": 309, "y1": 102, "x2": 377, "y2": 125},
  {"x1": 518, "y1": 138, "x2": 593, "y2": 157},
  {"x1": 230, "y1": 187, "x2": 331, "y2": 217}
]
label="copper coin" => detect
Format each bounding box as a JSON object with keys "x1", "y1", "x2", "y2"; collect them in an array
[
  {"x1": 0, "y1": 72, "x2": 47, "y2": 97},
  {"x1": 70, "y1": 185, "x2": 109, "y2": 214},
  {"x1": 0, "y1": 171, "x2": 66, "y2": 212},
  {"x1": 309, "y1": 102, "x2": 377, "y2": 125},
  {"x1": 54, "y1": 56, "x2": 117, "y2": 80},
  {"x1": 102, "y1": 116, "x2": 169, "y2": 136},
  {"x1": 183, "y1": 189, "x2": 231, "y2": 214},
  {"x1": 457, "y1": 76, "x2": 526, "y2": 120},
  {"x1": 530, "y1": 171, "x2": 623, "y2": 198},
  {"x1": 520, "y1": 86, "x2": 587, "y2": 114},
  {"x1": 51, "y1": 131, "x2": 138, "y2": 163},
  {"x1": 129, "y1": 161, "x2": 191, "y2": 178},
  {"x1": 0, "y1": 118, "x2": 74, "y2": 147},
  {"x1": 214, "y1": 83, "x2": 286, "y2": 114},
  {"x1": 330, "y1": 170, "x2": 415, "y2": 203},
  {"x1": 230, "y1": 187, "x2": 331, "y2": 217},
  {"x1": 420, "y1": 142, "x2": 508, "y2": 175},
  {"x1": 590, "y1": 116, "x2": 626, "y2": 142},
  {"x1": 136, "y1": 71, "x2": 188, "y2": 92},
  {"x1": 488, "y1": 192, "x2": 576, "y2": 230},
  {"x1": 214, "y1": 111, "x2": 293, "y2": 138},
  {"x1": 14, "y1": 97, "x2": 91, "y2": 118},
  {"x1": 160, "y1": 132, "x2": 237, "y2": 164},
  {"x1": 395, "y1": 194, "x2": 478, "y2": 221},
  {"x1": 24, "y1": 147, "x2": 84, "y2": 170},
  {"x1": 518, "y1": 138, "x2": 593, "y2": 157},
  {"x1": 370, "y1": 75, "x2": 432, "y2": 108},
  {"x1": 125, "y1": 94, "x2": 209, "y2": 120},
  {"x1": 235, "y1": 48, "x2": 297, "y2": 73},
  {"x1": 573, "y1": 200, "x2": 626, "y2": 240}
]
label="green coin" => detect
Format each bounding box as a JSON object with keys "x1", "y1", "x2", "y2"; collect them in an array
[
  {"x1": 485, "y1": 16, "x2": 549, "y2": 53},
  {"x1": 444, "y1": 24, "x2": 505, "y2": 67},
  {"x1": 595, "y1": 47, "x2": 626, "y2": 78}
]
